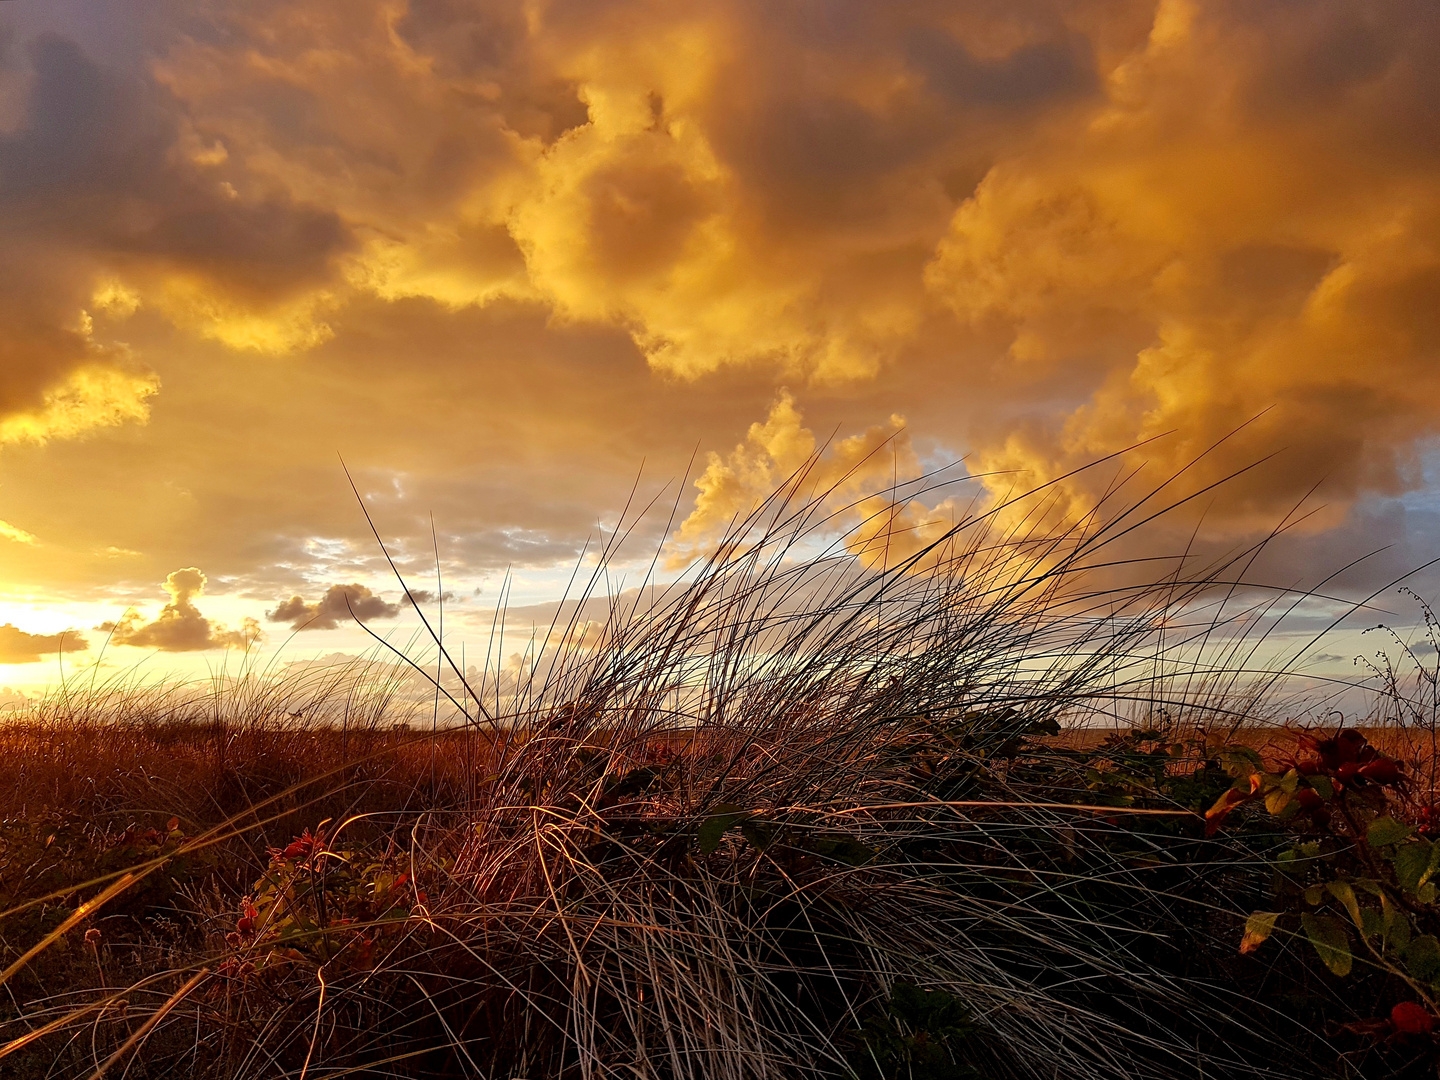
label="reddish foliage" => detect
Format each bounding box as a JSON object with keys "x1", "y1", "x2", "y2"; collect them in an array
[
  {"x1": 1391, "y1": 1002, "x2": 1435, "y2": 1037},
  {"x1": 236, "y1": 898, "x2": 258, "y2": 937},
  {"x1": 1291, "y1": 730, "x2": 1404, "y2": 789},
  {"x1": 275, "y1": 827, "x2": 325, "y2": 863}
]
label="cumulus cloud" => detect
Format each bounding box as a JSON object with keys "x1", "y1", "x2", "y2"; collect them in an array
[
  {"x1": 0, "y1": 27, "x2": 351, "y2": 451},
  {"x1": 101, "y1": 567, "x2": 261, "y2": 651},
  {"x1": 2, "y1": 0, "x2": 1440, "y2": 618},
  {"x1": 148, "y1": 0, "x2": 965, "y2": 381},
  {"x1": 401, "y1": 589, "x2": 460, "y2": 608},
  {"x1": 138, "y1": 0, "x2": 1440, "y2": 533},
  {"x1": 269, "y1": 583, "x2": 400, "y2": 630},
  {"x1": 669, "y1": 391, "x2": 915, "y2": 563},
  {"x1": 0, "y1": 623, "x2": 88, "y2": 664},
  {"x1": 0, "y1": 687, "x2": 32, "y2": 709},
  {"x1": 922, "y1": 0, "x2": 1440, "y2": 529}
]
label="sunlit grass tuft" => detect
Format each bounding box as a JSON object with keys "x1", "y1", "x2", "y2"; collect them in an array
[{"x1": 1, "y1": 464, "x2": 1432, "y2": 1078}]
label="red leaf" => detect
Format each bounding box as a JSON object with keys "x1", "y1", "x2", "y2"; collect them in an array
[{"x1": 1392, "y1": 1002, "x2": 1435, "y2": 1036}]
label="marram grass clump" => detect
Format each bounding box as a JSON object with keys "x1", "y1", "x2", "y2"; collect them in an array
[{"x1": 2, "y1": 474, "x2": 1437, "y2": 1079}]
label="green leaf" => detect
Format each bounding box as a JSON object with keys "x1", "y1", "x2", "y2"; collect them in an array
[
  {"x1": 740, "y1": 820, "x2": 776, "y2": 851},
  {"x1": 1382, "y1": 893, "x2": 1413, "y2": 952},
  {"x1": 1405, "y1": 936, "x2": 1440, "y2": 982},
  {"x1": 1222, "y1": 747, "x2": 1264, "y2": 773},
  {"x1": 698, "y1": 804, "x2": 749, "y2": 854},
  {"x1": 1360, "y1": 907, "x2": 1384, "y2": 940},
  {"x1": 1327, "y1": 881, "x2": 1364, "y2": 933},
  {"x1": 1301, "y1": 913, "x2": 1353, "y2": 977},
  {"x1": 1263, "y1": 788, "x2": 1293, "y2": 816},
  {"x1": 1308, "y1": 776, "x2": 1334, "y2": 800},
  {"x1": 1240, "y1": 911, "x2": 1280, "y2": 955},
  {"x1": 1368, "y1": 816, "x2": 1415, "y2": 848},
  {"x1": 1391, "y1": 839, "x2": 1438, "y2": 895},
  {"x1": 1304, "y1": 884, "x2": 1325, "y2": 906}
]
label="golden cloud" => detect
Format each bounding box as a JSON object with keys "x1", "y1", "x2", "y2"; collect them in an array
[
  {"x1": 1, "y1": 0, "x2": 1439, "y2": 614},
  {"x1": 145, "y1": 0, "x2": 949, "y2": 382},
  {"x1": 545, "y1": 618, "x2": 606, "y2": 652},
  {"x1": 924, "y1": 0, "x2": 1440, "y2": 528},
  {"x1": 100, "y1": 568, "x2": 262, "y2": 652},
  {"x1": 669, "y1": 392, "x2": 914, "y2": 563},
  {"x1": 0, "y1": 29, "x2": 351, "y2": 460},
  {"x1": 136, "y1": 0, "x2": 1438, "y2": 529},
  {"x1": 0, "y1": 623, "x2": 89, "y2": 664},
  {"x1": 269, "y1": 583, "x2": 400, "y2": 631},
  {"x1": 0, "y1": 361, "x2": 159, "y2": 446}
]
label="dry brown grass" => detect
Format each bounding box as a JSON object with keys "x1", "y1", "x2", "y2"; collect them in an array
[{"x1": 1, "y1": 464, "x2": 1432, "y2": 1079}]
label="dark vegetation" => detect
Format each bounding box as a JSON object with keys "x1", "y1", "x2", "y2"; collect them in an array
[{"x1": 3, "y1": 470, "x2": 1440, "y2": 1078}]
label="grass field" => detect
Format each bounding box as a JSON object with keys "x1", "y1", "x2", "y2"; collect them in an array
[{"x1": 3, "y1": 479, "x2": 1440, "y2": 1079}]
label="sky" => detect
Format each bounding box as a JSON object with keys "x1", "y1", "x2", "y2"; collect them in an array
[{"x1": 1, "y1": 0, "x2": 1439, "y2": 698}]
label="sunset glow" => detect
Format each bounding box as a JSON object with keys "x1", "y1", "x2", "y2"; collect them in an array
[{"x1": 3, "y1": 0, "x2": 1439, "y2": 694}]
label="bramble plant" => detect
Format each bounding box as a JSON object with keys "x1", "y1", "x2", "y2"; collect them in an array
[
  {"x1": 224, "y1": 824, "x2": 432, "y2": 976},
  {"x1": 1206, "y1": 727, "x2": 1440, "y2": 1044}
]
